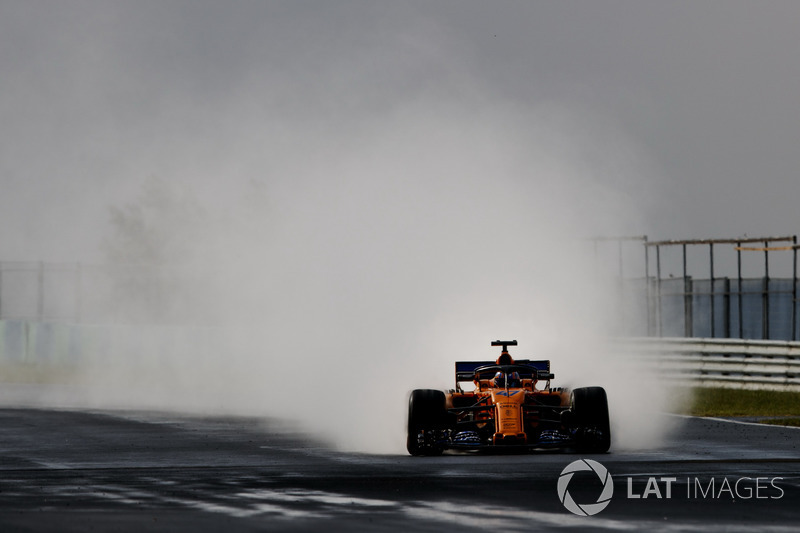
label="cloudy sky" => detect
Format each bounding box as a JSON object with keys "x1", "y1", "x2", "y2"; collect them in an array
[{"x1": 2, "y1": 1, "x2": 799, "y2": 263}]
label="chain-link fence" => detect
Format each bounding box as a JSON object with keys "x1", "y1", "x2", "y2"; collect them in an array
[
  {"x1": 646, "y1": 237, "x2": 799, "y2": 341},
  {"x1": 599, "y1": 235, "x2": 800, "y2": 341},
  {"x1": 5, "y1": 236, "x2": 800, "y2": 340}
]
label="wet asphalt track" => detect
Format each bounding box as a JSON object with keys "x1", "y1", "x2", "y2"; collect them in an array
[{"x1": 0, "y1": 402, "x2": 799, "y2": 532}]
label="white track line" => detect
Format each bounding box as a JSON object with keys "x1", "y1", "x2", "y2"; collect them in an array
[{"x1": 667, "y1": 413, "x2": 800, "y2": 430}]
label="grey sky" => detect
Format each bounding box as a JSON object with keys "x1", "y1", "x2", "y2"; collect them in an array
[{"x1": 2, "y1": 1, "x2": 800, "y2": 262}]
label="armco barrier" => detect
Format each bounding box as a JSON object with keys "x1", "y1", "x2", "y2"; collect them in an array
[
  {"x1": 4, "y1": 320, "x2": 800, "y2": 392},
  {"x1": 618, "y1": 337, "x2": 800, "y2": 391}
]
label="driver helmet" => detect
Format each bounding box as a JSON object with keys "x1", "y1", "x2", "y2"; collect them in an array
[
  {"x1": 491, "y1": 371, "x2": 521, "y2": 388},
  {"x1": 491, "y1": 371, "x2": 504, "y2": 387}
]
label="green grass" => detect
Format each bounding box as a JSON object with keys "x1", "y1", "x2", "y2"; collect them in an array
[
  {"x1": 760, "y1": 417, "x2": 800, "y2": 427},
  {"x1": 677, "y1": 387, "x2": 800, "y2": 417}
]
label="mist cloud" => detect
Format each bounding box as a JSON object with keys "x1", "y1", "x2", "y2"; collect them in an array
[
  {"x1": 46, "y1": 96, "x2": 653, "y2": 453},
  {"x1": 4, "y1": 2, "x2": 798, "y2": 452}
]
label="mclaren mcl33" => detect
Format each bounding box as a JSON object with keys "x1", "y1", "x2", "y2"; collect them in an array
[{"x1": 407, "y1": 340, "x2": 610, "y2": 455}]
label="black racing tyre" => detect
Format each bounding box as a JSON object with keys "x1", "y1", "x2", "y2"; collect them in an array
[
  {"x1": 407, "y1": 389, "x2": 447, "y2": 456},
  {"x1": 571, "y1": 386, "x2": 611, "y2": 453}
]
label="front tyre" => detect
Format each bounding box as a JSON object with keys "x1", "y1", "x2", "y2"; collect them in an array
[
  {"x1": 407, "y1": 389, "x2": 447, "y2": 456},
  {"x1": 571, "y1": 386, "x2": 611, "y2": 453}
]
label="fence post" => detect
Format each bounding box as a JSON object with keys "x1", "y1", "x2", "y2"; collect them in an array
[
  {"x1": 682, "y1": 244, "x2": 692, "y2": 337},
  {"x1": 684, "y1": 277, "x2": 693, "y2": 337},
  {"x1": 644, "y1": 237, "x2": 651, "y2": 336},
  {"x1": 737, "y1": 242, "x2": 743, "y2": 338},
  {"x1": 710, "y1": 243, "x2": 716, "y2": 338},
  {"x1": 656, "y1": 245, "x2": 662, "y2": 337},
  {"x1": 723, "y1": 277, "x2": 731, "y2": 338},
  {"x1": 793, "y1": 237, "x2": 798, "y2": 341},
  {"x1": 763, "y1": 242, "x2": 770, "y2": 339}
]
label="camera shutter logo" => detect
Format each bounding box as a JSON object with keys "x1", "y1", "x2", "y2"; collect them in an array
[{"x1": 557, "y1": 459, "x2": 614, "y2": 516}]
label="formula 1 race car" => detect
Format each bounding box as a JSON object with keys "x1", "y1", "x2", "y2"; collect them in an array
[{"x1": 407, "y1": 340, "x2": 610, "y2": 455}]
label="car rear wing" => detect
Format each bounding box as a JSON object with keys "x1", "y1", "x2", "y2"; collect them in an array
[{"x1": 455, "y1": 360, "x2": 554, "y2": 384}]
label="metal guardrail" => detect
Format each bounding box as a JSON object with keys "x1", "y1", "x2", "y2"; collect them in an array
[{"x1": 618, "y1": 337, "x2": 800, "y2": 391}]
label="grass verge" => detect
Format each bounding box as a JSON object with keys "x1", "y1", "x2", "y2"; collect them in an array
[{"x1": 676, "y1": 386, "x2": 800, "y2": 418}]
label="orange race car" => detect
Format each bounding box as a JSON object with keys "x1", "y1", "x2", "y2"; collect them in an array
[{"x1": 407, "y1": 340, "x2": 610, "y2": 455}]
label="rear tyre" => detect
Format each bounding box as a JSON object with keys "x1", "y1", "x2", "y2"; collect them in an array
[
  {"x1": 407, "y1": 389, "x2": 447, "y2": 456},
  {"x1": 571, "y1": 386, "x2": 611, "y2": 453}
]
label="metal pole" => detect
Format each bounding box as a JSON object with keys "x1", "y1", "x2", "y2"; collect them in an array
[
  {"x1": 737, "y1": 242, "x2": 743, "y2": 338},
  {"x1": 683, "y1": 244, "x2": 692, "y2": 337},
  {"x1": 710, "y1": 243, "x2": 715, "y2": 338},
  {"x1": 656, "y1": 245, "x2": 662, "y2": 337},
  {"x1": 0, "y1": 261, "x2": 3, "y2": 319},
  {"x1": 644, "y1": 237, "x2": 651, "y2": 336},
  {"x1": 723, "y1": 277, "x2": 731, "y2": 338},
  {"x1": 618, "y1": 240, "x2": 624, "y2": 320},
  {"x1": 793, "y1": 236, "x2": 798, "y2": 341},
  {"x1": 763, "y1": 242, "x2": 770, "y2": 339}
]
